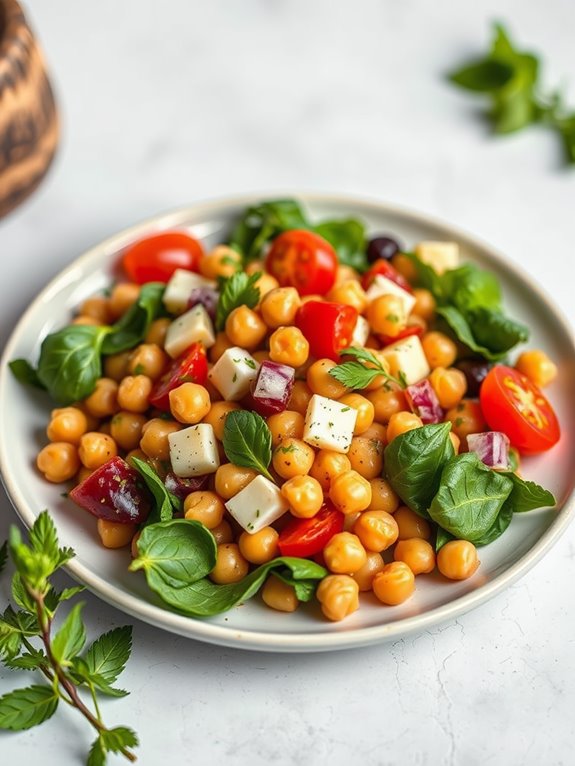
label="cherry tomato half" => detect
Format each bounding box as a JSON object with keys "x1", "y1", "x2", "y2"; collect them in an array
[
  {"x1": 295, "y1": 300, "x2": 358, "y2": 361},
  {"x1": 265, "y1": 230, "x2": 337, "y2": 296},
  {"x1": 277, "y1": 503, "x2": 345, "y2": 558},
  {"x1": 361, "y1": 259, "x2": 413, "y2": 293},
  {"x1": 480, "y1": 365, "x2": 560, "y2": 454},
  {"x1": 149, "y1": 343, "x2": 208, "y2": 410},
  {"x1": 122, "y1": 232, "x2": 204, "y2": 284}
]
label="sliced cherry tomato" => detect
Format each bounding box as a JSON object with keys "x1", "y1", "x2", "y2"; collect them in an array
[
  {"x1": 149, "y1": 343, "x2": 208, "y2": 410},
  {"x1": 479, "y1": 365, "x2": 560, "y2": 454},
  {"x1": 122, "y1": 232, "x2": 204, "y2": 284},
  {"x1": 295, "y1": 300, "x2": 358, "y2": 361},
  {"x1": 265, "y1": 229, "x2": 337, "y2": 296},
  {"x1": 361, "y1": 258, "x2": 413, "y2": 293},
  {"x1": 379, "y1": 325, "x2": 423, "y2": 347},
  {"x1": 277, "y1": 503, "x2": 344, "y2": 558}
]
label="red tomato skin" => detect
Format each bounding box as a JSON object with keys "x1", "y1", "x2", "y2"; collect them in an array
[
  {"x1": 149, "y1": 343, "x2": 208, "y2": 410},
  {"x1": 361, "y1": 259, "x2": 413, "y2": 293},
  {"x1": 277, "y1": 503, "x2": 345, "y2": 558},
  {"x1": 265, "y1": 230, "x2": 338, "y2": 296},
  {"x1": 480, "y1": 365, "x2": 560, "y2": 454},
  {"x1": 295, "y1": 301, "x2": 358, "y2": 361},
  {"x1": 122, "y1": 232, "x2": 204, "y2": 284},
  {"x1": 379, "y1": 325, "x2": 423, "y2": 347}
]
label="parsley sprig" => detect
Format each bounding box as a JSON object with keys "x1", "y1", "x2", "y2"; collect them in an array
[
  {"x1": 0, "y1": 512, "x2": 137, "y2": 765},
  {"x1": 215, "y1": 271, "x2": 261, "y2": 331},
  {"x1": 329, "y1": 347, "x2": 407, "y2": 391}
]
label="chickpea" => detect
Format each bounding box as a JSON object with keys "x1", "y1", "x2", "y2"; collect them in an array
[
  {"x1": 78, "y1": 432, "x2": 117, "y2": 470},
  {"x1": 108, "y1": 283, "x2": 140, "y2": 321},
  {"x1": 209, "y1": 331, "x2": 234, "y2": 363},
  {"x1": 239, "y1": 526, "x2": 279, "y2": 565},
  {"x1": 329, "y1": 470, "x2": 372, "y2": 515},
  {"x1": 117, "y1": 374, "x2": 153, "y2": 413},
  {"x1": 169, "y1": 383, "x2": 211, "y2": 424},
  {"x1": 145, "y1": 317, "x2": 171, "y2": 346},
  {"x1": 351, "y1": 551, "x2": 386, "y2": 591},
  {"x1": 446, "y1": 399, "x2": 487, "y2": 443},
  {"x1": 307, "y1": 359, "x2": 349, "y2": 399},
  {"x1": 437, "y1": 540, "x2": 479, "y2": 580},
  {"x1": 83, "y1": 378, "x2": 119, "y2": 419},
  {"x1": 429, "y1": 367, "x2": 467, "y2": 409},
  {"x1": 261, "y1": 575, "x2": 298, "y2": 612},
  {"x1": 209, "y1": 543, "x2": 249, "y2": 584},
  {"x1": 76, "y1": 466, "x2": 94, "y2": 484},
  {"x1": 411, "y1": 288, "x2": 436, "y2": 321},
  {"x1": 334, "y1": 265, "x2": 360, "y2": 284},
  {"x1": 391, "y1": 252, "x2": 418, "y2": 282},
  {"x1": 72, "y1": 315, "x2": 101, "y2": 326},
  {"x1": 245, "y1": 260, "x2": 264, "y2": 275},
  {"x1": 287, "y1": 381, "x2": 312, "y2": 415},
  {"x1": 79, "y1": 295, "x2": 111, "y2": 324},
  {"x1": 269, "y1": 326, "x2": 310, "y2": 368},
  {"x1": 360, "y1": 351, "x2": 395, "y2": 392},
  {"x1": 139, "y1": 418, "x2": 180, "y2": 461},
  {"x1": 260, "y1": 287, "x2": 301, "y2": 328},
  {"x1": 515, "y1": 350, "x2": 558, "y2": 388},
  {"x1": 253, "y1": 272, "x2": 280, "y2": 300},
  {"x1": 366, "y1": 388, "x2": 408, "y2": 424},
  {"x1": 372, "y1": 561, "x2": 415, "y2": 605},
  {"x1": 367, "y1": 478, "x2": 400, "y2": 513},
  {"x1": 327, "y1": 280, "x2": 368, "y2": 314},
  {"x1": 281, "y1": 475, "x2": 323, "y2": 518},
  {"x1": 110, "y1": 411, "x2": 147, "y2": 451},
  {"x1": 353, "y1": 510, "x2": 398, "y2": 552},
  {"x1": 316, "y1": 574, "x2": 359, "y2": 621},
  {"x1": 367, "y1": 294, "x2": 408, "y2": 337},
  {"x1": 37, "y1": 442, "x2": 80, "y2": 482},
  {"x1": 104, "y1": 351, "x2": 132, "y2": 382},
  {"x1": 184, "y1": 491, "x2": 225, "y2": 529},
  {"x1": 201, "y1": 400, "x2": 240, "y2": 440},
  {"x1": 199, "y1": 245, "x2": 242, "y2": 280},
  {"x1": 97, "y1": 519, "x2": 137, "y2": 549},
  {"x1": 347, "y1": 437, "x2": 383, "y2": 480},
  {"x1": 422, "y1": 331, "x2": 457, "y2": 369},
  {"x1": 395, "y1": 505, "x2": 431, "y2": 540},
  {"x1": 225, "y1": 306, "x2": 267, "y2": 350},
  {"x1": 360, "y1": 422, "x2": 388, "y2": 444},
  {"x1": 323, "y1": 532, "x2": 367, "y2": 574},
  {"x1": 309, "y1": 450, "x2": 352, "y2": 492},
  {"x1": 125, "y1": 448, "x2": 148, "y2": 468},
  {"x1": 386, "y1": 411, "x2": 423, "y2": 443},
  {"x1": 214, "y1": 463, "x2": 258, "y2": 500},
  {"x1": 272, "y1": 438, "x2": 315, "y2": 480},
  {"x1": 47, "y1": 407, "x2": 88, "y2": 445},
  {"x1": 394, "y1": 538, "x2": 435, "y2": 575},
  {"x1": 211, "y1": 520, "x2": 234, "y2": 545},
  {"x1": 338, "y1": 393, "x2": 374, "y2": 435},
  {"x1": 267, "y1": 410, "x2": 305, "y2": 448},
  {"x1": 128, "y1": 343, "x2": 167, "y2": 381}
]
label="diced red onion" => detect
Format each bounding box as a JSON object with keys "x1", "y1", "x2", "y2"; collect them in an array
[
  {"x1": 405, "y1": 379, "x2": 444, "y2": 424},
  {"x1": 164, "y1": 471, "x2": 209, "y2": 500},
  {"x1": 467, "y1": 431, "x2": 510, "y2": 469},
  {"x1": 250, "y1": 360, "x2": 295, "y2": 416},
  {"x1": 186, "y1": 286, "x2": 219, "y2": 321}
]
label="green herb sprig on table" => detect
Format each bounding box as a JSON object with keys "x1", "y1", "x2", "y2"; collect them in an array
[
  {"x1": 0, "y1": 512, "x2": 138, "y2": 765},
  {"x1": 328, "y1": 346, "x2": 408, "y2": 391},
  {"x1": 449, "y1": 22, "x2": 575, "y2": 165}
]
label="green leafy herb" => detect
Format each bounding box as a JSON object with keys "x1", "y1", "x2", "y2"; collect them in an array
[
  {"x1": 471, "y1": 501, "x2": 514, "y2": 547},
  {"x1": 501, "y1": 472, "x2": 555, "y2": 513},
  {"x1": 229, "y1": 199, "x2": 309, "y2": 262},
  {"x1": 329, "y1": 346, "x2": 407, "y2": 391},
  {"x1": 0, "y1": 540, "x2": 7, "y2": 576},
  {"x1": 0, "y1": 512, "x2": 137, "y2": 764},
  {"x1": 215, "y1": 271, "x2": 261, "y2": 331},
  {"x1": 314, "y1": 219, "x2": 368, "y2": 272},
  {"x1": 467, "y1": 308, "x2": 529, "y2": 355},
  {"x1": 131, "y1": 457, "x2": 180, "y2": 524},
  {"x1": 435, "y1": 526, "x2": 454, "y2": 552},
  {"x1": 222, "y1": 410, "x2": 274, "y2": 482},
  {"x1": 101, "y1": 282, "x2": 165, "y2": 355},
  {"x1": 7, "y1": 360, "x2": 46, "y2": 391},
  {"x1": 436, "y1": 306, "x2": 505, "y2": 361}
]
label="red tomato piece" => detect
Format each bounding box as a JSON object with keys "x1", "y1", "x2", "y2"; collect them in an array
[
  {"x1": 149, "y1": 343, "x2": 208, "y2": 410},
  {"x1": 361, "y1": 259, "x2": 413, "y2": 293},
  {"x1": 479, "y1": 365, "x2": 560, "y2": 454},
  {"x1": 265, "y1": 229, "x2": 337, "y2": 296},
  {"x1": 379, "y1": 325, "x2": 423, "y2": 347},
  {"x1": 278, "y1": 503, "x2": 345, "y2": 558},
  {"x1": 295, "y1": 300, "x2": 358, "y2": 361},
  {"x1": 122, "y1": 232, "x2": 204, "y2": 284}
]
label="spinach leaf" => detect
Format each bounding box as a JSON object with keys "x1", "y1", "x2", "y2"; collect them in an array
[
  {"x1": 467, "y1": 308, "x2": 529, "y2": 354},
  {"x1": 472, "y1": 501, "x2": 514, "y2": 547},
  {"x1": 222, "y1": 410, "x2": 274, "y2": 482},
  {"x1": 442, "y1": 263, "x2": 501, "y2": 313},
  {"x1": 131, "y1": 458, "x2": 180, "y2": 525},
  {"x1": 229, "y1": 199, "x2": 309, "y2": 261},
  {"x1": 436, "y1": 306, "x2": 506, "y2": 361},
  {"x1": 428, "y1": 453, "x2": 514, "y2": 542},
  {"x1": 435, "y1": 526, "x2": 454, "y2": 552},
  {"x1": 384, "y1": 422, "x2": 454, "y2": 518},
  {"x1": 314, "y1": 219, "x2": 368, "y2": 272},
  {"x1": 101, "y1": 283, "x2": 164, "y2": 355},
  {"x1": 8, "y1": 360, "x2": 46, "y2": 391},
  {"x1": 36, "y1": 325, "x2": 111, "y2": 404},
  {"x1": 500, "y1": 472, "x2": 555, "y2": 513},
  {"x1": 215, "y1": 271, "x2": 261, "y2": 331}
]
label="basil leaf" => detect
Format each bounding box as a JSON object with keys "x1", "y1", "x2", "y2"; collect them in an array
[
  {"x1": 215, "y1": 271, "x2": 261, "y2": 331},
  {"x1": 129, "y1": 519, "x2": 217, "y2": 588},
  {"x1": 101, "y1": 283, "x2": 164, "y2": 355},
  {"x1": 428, "y1": 453, "x2": 514, "y2": 542},
  {"x1": 384, "y1": 422, "x2": 455, "y2": 518},
  {"x1": 449, "y1": 58, "x2": 514, "y2": 92},
  {"x1": 435, "y1": 526, "x2": 454, "y2": 552},
  {"x1": 500, "y1": 472, "x2": 555, "y2": 513},
  {"x1": 442, "y1": 263, "x2": 502, "y2": 312},
  {"x1": 131, "y1": 457, "x2": 180, "y2": 524},
  {"x1": 8, "y1": 360, "x2": 46, "y2": 390},
  {"x1": 472, "y1": 500, "x2": 514, "y2": 547},
  {"x1": 404, "y1": 253, "x2": 446, "y2": 300},
  {"x1": 314, "y1": 219, "x2": 368, "y2": 273},
  {"x1": 436, "y1": 306, "x2": 505, "y2": 361},
  {"x1": 229, "y1": 199, "x2": 309, "y2": 261},
  {"x1": 222, "y1": 410, "x2": 274, "y2": 482},
  {"x1": 0, "y1": 684, "x2": 59, "y2": 731},
  {"x1": 467, "y1": 307, "x2": 529, "y2": 353}
]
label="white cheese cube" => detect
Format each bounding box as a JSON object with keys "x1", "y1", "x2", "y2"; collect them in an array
[
  {"x1": 380, "y1": 335, "x2": 430, "y2": 386},
  {"x1": 208, "y1": 347, "x2": 259, "y2": 401},
  {"x1": 365, "y1": 275, "x2": 416, "y2": 315},
  {"x1": 350, "y1": 315, "x2": 370, "y2": 347},
  {"x1": 303, "y1": 394, "x2": 357, "y2": 454},
  {"x1": 415, "y1": 241, "x2": 459, "y2": 275},
  {"x1": 168, "y1": 424, "x2": 220, "y2": 477},
  {"x1": 163, "y1": 269, "x2": 216, "y2": 315},
  {"x1": 225, "y1": 475, "x2": 289, "y2": 534},
  {"x1": 164, "y1": 304, "x2": 216, "y2": 358}
]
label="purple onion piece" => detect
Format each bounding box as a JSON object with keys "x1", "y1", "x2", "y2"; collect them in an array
[
  {"x1": 250, "y1": 360, "x2": 295, "y2": 417},
  {"x1": 405, "y1": 379, "x2": 444, "y2": 424},
  {"x1": 467, "y1": 431, "x2": 510, "y2": 469},
  {"x1": 186, "y1": 287, "x2": 219, "y2": 321},
  {"x1": 164, "y1": 471, "x2": 209, "y2": 500}
]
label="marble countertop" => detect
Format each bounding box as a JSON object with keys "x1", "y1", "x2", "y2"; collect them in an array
[{"x1": 1, "y1": 1, "x2": 573, "y2": 764}]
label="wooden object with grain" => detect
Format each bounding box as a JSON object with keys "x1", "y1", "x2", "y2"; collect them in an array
[{"x1": 0, "y1": 0, "x2": 58, "y2": 218}]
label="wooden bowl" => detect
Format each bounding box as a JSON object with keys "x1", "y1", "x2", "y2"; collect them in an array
[{"x1": 0, "y1": 0, "x2": 58, "y2": 218}]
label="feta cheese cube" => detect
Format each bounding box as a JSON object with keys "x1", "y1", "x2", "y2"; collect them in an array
[
  {"x1": 350, "y1": 315, "x2": 370, "y2": 347},
  {"x1": 365, "y1": 275, "x2": 416, "y2": 315},
  {"x1": 380, "y1": 335, "x2": 430, "y2": 386},
  {"x1": 225, "y1": 475, "x2": 289, "y2": 534},
  {"x1": 208, "y1": 347, "x2": 259, "y2": 401},
  {"x1": 303, "y1": 394, "x2": 357, "y2": 454},
  {"x1": 415, "y1": 241, "x2": 459, "y2": 275},
  {"x1": 163, "y1": 269, "x2": 216, "y2": 315},
  {"x1": 168, "y1": 424, "x2": 220, "y2": 477},
  {"x1": 164, "y1": 304, "x2": 216, "y2": 358}
]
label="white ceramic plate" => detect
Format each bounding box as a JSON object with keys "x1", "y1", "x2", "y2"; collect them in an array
[{"x1": 1, "y1": 193, "x2": 574, "y2": 653}]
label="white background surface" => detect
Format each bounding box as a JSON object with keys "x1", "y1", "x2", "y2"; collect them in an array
[{"x1": 1, "y1": 1, "x2": 574, "y2": 764}]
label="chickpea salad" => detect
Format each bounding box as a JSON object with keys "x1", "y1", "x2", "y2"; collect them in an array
[{"x1": 10, "y1": 198, "x2": 559, "y2": 622}]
